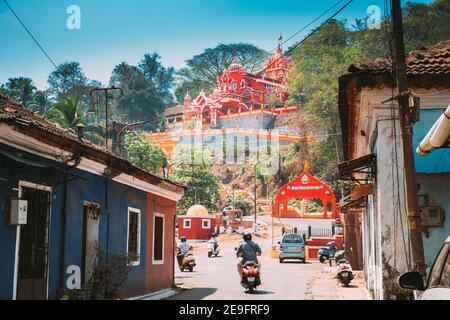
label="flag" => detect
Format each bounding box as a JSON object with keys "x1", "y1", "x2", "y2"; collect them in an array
[{"x1": 278, "y1": 35, "x2": 283, "y2": 41}]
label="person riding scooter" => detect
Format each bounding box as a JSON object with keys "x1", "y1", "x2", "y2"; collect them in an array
[
  {"x1": 176, "y1": 236, "x2": 196, "y2": 271},
  {"x1": 236, "y1": 233, "x2": 262, "y2": 282},
  {"x1": 177, "y1": 236, "x2": 191, "y2": 265},
  {"x1": 207, "y1": 233, "x2": 220, "y2": 257}
]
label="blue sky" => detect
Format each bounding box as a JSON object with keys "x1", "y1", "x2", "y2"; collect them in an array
[{"x1": 0, "y1": 0, "x2": 433, "y2": 89}]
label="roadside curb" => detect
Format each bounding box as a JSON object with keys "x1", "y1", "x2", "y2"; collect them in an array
[{"x1": 127, "y1": 287, "x2": 182, "y2": 300}]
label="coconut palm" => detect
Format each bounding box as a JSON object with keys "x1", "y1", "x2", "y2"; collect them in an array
[
  {"x1": 45, "y1": 97, "x2": 106, "y2": 145},
  {"x1": 5, "y1": 77, "x2": 37, "y2": 107},
  {"x1": 45, "y1": 97, "x2": 90, "y2": 128}
]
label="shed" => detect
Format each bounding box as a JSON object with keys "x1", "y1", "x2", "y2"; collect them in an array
[{"x1": 177, "y1": 205, "x2": 216, "y2": 240}]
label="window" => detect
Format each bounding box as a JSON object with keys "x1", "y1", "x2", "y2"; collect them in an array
[
  {"x1": 183, "y1": 219, "x2": 191, "y2": 229},
  {"x1": 153, "y1": 213, "x2": 165, "y2": 264},
  {"x1": 202, "y1": 219, "x2": 211, "y2": 229},
  {"x1": 127, "y1": 207, "x2": 141, "y2": 266},
  {"x1": 282, "y1": 234, "x2": 303, "y2": 244}
]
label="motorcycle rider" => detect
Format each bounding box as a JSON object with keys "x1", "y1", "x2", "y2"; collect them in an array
[
  {"x1": 236, "y1": 233, "x2": 262, "y2": 282},
  {"x1": 209, "y1": 233, "x2": 219, "y2": 251},
  {"x1": 177, "y1": 236, "x2": 191, "y2": 266}
]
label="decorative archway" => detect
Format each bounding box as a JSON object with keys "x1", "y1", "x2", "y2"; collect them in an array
[{"x1": 273, "y1": 161, "x2": 339, "y2": 219}]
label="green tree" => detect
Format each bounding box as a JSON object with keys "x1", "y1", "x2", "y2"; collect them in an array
[
  {"x1": 44, "y1": 97, "x2": 104, "y2": 144},
  {"x1": 47, "y1": 62, "x2": 88, "y2": 101},
  {"x1": 172, "y1": 162, "x2": 221, "y2": 215},
  {"x1": 174, "y1": 43, "x2": 269, "y2": 101},
  {"x1": 287, "y1": 20, "x2": 365, "y2": 194},
  {"x1": 3, "y1": 77, "x2": 37, "y2": 107},
  {"x1": 227, "y1": 194, "x2": 253, "y2": 216},
  {"x1": 139, "y1": 53, "x2": 175, "y2": 104},
  {"x1": 123, "y1": 132, "x2": 167, "y2": 174}
]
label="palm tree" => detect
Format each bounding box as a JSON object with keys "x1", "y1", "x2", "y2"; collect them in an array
[
  {"x1": 45, "y1": 97, "x2": 90, "y2": 129},
  {"x1": 5, "y1": 77, "x2": 37, "y2": 107},
  {"x1": 29, "y1": 90, "x2": 51, "y2": 114},
  {"x1": 45, "y1": 97, "x2": 105, "y2": 145}
]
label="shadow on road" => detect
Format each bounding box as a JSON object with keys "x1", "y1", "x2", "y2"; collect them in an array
[
  {"x1": 170, "y1": 287, "x2": 218, "y2": 300},
  {"x1": 245, "y1": 290, "x2": 275, "y2": 295}
]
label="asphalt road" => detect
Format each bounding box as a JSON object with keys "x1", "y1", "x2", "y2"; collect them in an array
[{"x1": 169, "y1": 238, "x2": 322, "y2": 300}]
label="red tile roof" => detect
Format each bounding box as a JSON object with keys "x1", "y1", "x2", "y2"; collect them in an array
[
  {"x1": 348, "y1": 40, "x2": 450, "y2": 76},
  {"x1": 339, "y1": 40, "x2": 450, "y2": 161},
  {"x1": 0, "y1": 94, "x2": 184, "y2": 193}
]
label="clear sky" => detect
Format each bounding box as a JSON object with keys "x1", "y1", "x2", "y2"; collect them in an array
[{"x1": 0, "y1": 0, "x2": 433, "y2": 89}]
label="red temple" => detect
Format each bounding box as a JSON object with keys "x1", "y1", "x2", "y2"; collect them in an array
[{"x1": 165, "y1": 45, "x2": 298, "y2": 129}]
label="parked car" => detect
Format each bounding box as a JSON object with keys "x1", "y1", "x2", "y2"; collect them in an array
[
  {"x1": 398, "y1": 235, "x2": 450, "y2": 300},
  {"x1": 278, "y1": 233, "x2": 306, "y2": 263}
]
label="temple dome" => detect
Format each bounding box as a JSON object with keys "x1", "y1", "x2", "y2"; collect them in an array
[{"x1": 186, "y1": 204, "x2": 210, "y2": 216}]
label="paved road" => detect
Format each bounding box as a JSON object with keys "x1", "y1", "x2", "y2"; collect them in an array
[{"x1": 169, "y1": 239, "x2": 322, "y2": 300}]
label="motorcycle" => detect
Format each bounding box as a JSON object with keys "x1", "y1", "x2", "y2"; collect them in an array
[
  {"x1": 335, "y1": 250, "x2": 354, "y2": 287},
  {"x1": 207, "y1": 239, "x2": 220, "y2": 258},
  {"x1": 317, "y1": 241, "x2": 337, "y2": 263},
  {"x1": 177, "y1": 249, "x2": 196, "y2": 272},
  {"x1": 240, "y1": 260, "x2": 261, "y2": 293}
]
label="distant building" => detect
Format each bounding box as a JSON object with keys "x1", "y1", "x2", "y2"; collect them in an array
[
  {"x1": 177, "y1": 205, "x2": 217, "y2": 240},
  {"x1": 338, "y1": 40, "x2": 450, "y2": 300},
  {"x1": 165, "y1": 45, "x2": 298, "y2": 130},
  {"x1": 0, "y1": 95, "x2": 184, "y2": 300}
]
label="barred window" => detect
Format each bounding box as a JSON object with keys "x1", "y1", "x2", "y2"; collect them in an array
[{"x1": 127, "y1": 208, "x2": 141, "y2": 266}]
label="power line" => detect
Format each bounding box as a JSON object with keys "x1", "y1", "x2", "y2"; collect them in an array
[
  {"x1": 273, "y1": 0, "x2": 347, "y2": 54},
  {"x1": 209, "y1": 0, "x2": 354, "y2": 106},
  {"x1": 3, "y1": 0, "x2": 58, "y2": 69}
]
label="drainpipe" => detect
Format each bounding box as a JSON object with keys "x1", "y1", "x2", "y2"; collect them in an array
[
  {"x1": 104, "y1": 177, "x2": 109, "y2": 298},
  {"x1": 417, "y1": 104, "x2": 450, "y2": 156}
]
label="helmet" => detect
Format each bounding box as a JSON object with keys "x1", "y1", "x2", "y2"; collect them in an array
[
  {"x1": 243, "y1": 233, "x2": 252, "y2": 241},
  {"x1": 180, "y1": 236, "x2": 186, "y2": 242},
  {"x1": 211, "y1": 233, "x2": 216, "y2": 238}
]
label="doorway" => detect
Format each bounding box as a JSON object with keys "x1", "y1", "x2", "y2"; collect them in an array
[
  {"x1": 81, "y1": 202, "x2": 100, "y2": 285},
  {"x1": 16, "y1": 184, "x2": 52, "y2": 300}
]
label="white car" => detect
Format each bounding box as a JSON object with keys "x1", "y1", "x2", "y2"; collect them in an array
[{"x1": 399, "y1": 236, "x2": 450, "y2": 300}]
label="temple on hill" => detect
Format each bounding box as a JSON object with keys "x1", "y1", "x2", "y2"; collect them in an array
[{"x1": 165, "y1": 44, "x2": 298, "y2": 130}]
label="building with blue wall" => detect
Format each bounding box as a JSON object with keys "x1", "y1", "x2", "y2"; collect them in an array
[
  {"x1": 413, "y1": 108, "x2": 450, "y2": 272},
  {"x1": 0, "y1": 95, "x2": 184, "y2": 300}
]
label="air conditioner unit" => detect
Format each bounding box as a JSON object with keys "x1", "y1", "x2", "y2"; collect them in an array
[{"x1": 420, "y1": 206, "x2": 444, "y2": 227}]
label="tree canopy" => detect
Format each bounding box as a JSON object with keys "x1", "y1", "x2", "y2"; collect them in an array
[{"x1": 174, "y1": 43, "x2": 268, "y2": 102}]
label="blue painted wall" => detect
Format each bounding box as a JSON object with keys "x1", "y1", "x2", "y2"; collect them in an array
[
  {"x1": 413, "y1": 108, "x2": 450, "y2": 274},
  {"x1": 0, "y1": 144, "x2": 149, "y2": 299}
]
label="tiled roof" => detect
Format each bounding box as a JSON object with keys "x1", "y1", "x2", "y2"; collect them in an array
[
  {"x1": 347, "y1": 40, "x2": 450, "y2": 76},
  {"x1": 0, "y1": 94, "x2": 184, "y2": 192},
  {"x1": 165, "y1": 105, "x2": 184, "y2": 116}
]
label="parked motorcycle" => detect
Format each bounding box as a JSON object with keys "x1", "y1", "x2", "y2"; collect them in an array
[
  {"x1": 335, "y1": 250, "x2": 354, "y2": 287},
  {"x1": 177, "y1": 249, "x2": 196, "y2": 272},
  {"x1": 317, "y1": 241, "x2": 337, "y2": 263},
  {"x1": 207, "y1": 239, "x2": 220, "y2": 258},
  {"x1": 240, "y1": 260, "x2": 261, "y2": 293}
]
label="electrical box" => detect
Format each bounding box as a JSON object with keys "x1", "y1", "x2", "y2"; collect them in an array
[
  {"x1": 9, "y1": 199, "x2": 28, "y2": 226},
  {"x1": 420, "y1": 206, "x2": 444, "y2": 228}
]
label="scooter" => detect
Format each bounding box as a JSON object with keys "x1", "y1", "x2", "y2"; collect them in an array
[
  {"x1": 317, "y1": 241, "x2": 337, "y2": 263},
  {"x1": 335, "y1": 250, "x2": 354, "y2": 287},
  {"x1": 240, "y1": 260, "x2": 261, "y2": 293},
  {"x1": 207, "y1": 240, "x2": 220, "y2": 258},
  {"x1": 177, "y1": 249, "x2": 196, "y2": 272}
]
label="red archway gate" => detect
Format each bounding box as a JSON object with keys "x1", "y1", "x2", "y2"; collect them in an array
[{"x1": 273, "y1": 162, "x2": 339, "y2": 219}]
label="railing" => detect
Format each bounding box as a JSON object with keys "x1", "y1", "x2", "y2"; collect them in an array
[{"x1": 283, "y1": 226, "x2": 343, "y2": 238}]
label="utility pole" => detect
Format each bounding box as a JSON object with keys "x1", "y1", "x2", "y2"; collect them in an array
[
  {"x1": 253, "y1": 164, "x2": 258, "y2": 234},
  {"x1": 90, "y1": 87, "x2": 123, "y2": 151},
  {"x1": 391, "y1": 0, "x2": 425, "y2": 274}
]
